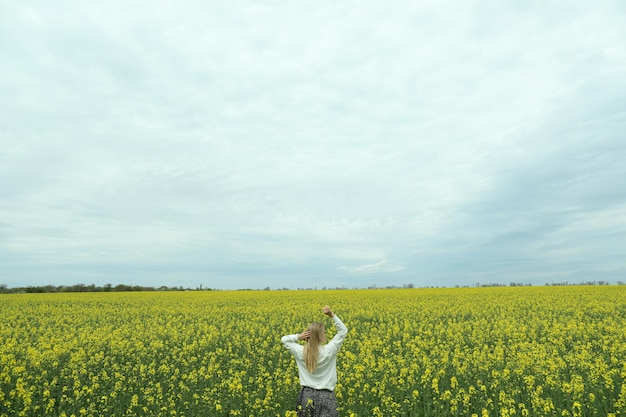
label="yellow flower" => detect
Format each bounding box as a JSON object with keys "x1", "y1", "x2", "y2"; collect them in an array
[{"x1": 2, "y1": 286, "x2": 625, "y2": 417}]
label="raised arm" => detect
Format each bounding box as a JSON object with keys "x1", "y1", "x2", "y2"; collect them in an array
[
  {"x1": 323, "y1": 305, "x2": 348, "y2": 351},
  {"x1": 281, "y1": 329, "x2": 310, "y2": 354}
]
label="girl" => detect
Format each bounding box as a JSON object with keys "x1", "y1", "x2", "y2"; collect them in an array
[{"x1": 281, "y1": 305, "x2": 348, "y2": 417}]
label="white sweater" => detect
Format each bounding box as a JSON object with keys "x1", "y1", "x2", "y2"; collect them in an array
[{"x1": 281, "y1": 315, "x2": 348, "y2": 391}]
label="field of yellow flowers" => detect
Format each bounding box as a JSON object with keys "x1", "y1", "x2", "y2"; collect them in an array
[{"x1": 1, "y1": 286, "x2": 625, "y2": 416}]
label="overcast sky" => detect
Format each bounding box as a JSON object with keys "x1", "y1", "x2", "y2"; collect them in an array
[{"x1": 1, "y1": 1, "x2": 625, "y2": 290}]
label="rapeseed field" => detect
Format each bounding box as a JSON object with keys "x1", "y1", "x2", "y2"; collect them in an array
[{"x1": 1, "y1": 286, "x2": 625, "y2": 416}]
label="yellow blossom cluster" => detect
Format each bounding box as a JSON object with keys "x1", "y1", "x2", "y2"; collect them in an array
[{"x1": 1, "y1": 286, "x2": 625, "y2": 416}]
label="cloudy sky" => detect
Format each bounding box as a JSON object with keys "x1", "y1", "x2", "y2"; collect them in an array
[{"x1": 1, "y1": 1, "x2": 625, "y2": 290}]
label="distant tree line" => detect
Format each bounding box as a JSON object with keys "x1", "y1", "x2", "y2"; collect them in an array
[
  {"x1": 1, "y1": 280, "x2": 623, "y2": 294},
  {"x1": 545, "y1": 280, "x2": 616, "y2": 286},
  {"x1": 457, "y1": 281, "x2": 622, "y2": 288},
  {"x1": 0, "y1": 283, "x2": 213, "y2": 294}
]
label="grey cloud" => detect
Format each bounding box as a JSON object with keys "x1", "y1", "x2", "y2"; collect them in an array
[{"x1": 1, "y1": 0, "x2": 625, "y2": 288}]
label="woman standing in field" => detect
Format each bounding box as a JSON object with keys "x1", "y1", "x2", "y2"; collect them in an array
[{"x1": 282, "y1": 305, "x2": 348, "y2": 417}]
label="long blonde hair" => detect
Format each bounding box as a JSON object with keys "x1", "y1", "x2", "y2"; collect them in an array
[{"x1": 303, "y1": 322, "x2": 324, "y2": 372}]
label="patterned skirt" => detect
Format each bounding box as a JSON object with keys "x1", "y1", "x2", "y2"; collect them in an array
[{"x1": 296, "y1": 386, "x2": 338, "y2": 417}]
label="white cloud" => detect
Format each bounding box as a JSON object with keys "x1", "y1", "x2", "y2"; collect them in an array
[
  {"x1": 339, "y1": 259, "x2": 406, "y2": 275},
  {"x1": 1, "y1": 0, "x2": 625, "y2": 288}
]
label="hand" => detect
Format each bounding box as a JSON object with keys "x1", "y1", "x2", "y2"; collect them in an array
[
  {"x1": 298, "y1": 329, "x2": 311, "y2": 341},
  {"x1": 322, "y1": 305, "x2": 334, "y2": 317}
]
